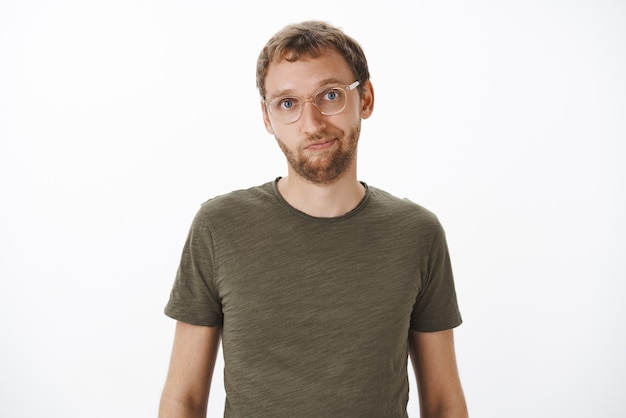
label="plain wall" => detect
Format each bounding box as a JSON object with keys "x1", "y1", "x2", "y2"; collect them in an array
[{"x1": 1, "y1": 1, "x2": 625, "y2": 417}]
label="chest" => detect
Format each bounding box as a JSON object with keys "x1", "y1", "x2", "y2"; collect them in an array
[{"x1": 213, "y1": 221, "x2": 426, "y2": 340}]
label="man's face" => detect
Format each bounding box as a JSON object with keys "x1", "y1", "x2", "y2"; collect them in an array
[{"x1": 262, "y1": 49, "x2": 373, "y2": 184}]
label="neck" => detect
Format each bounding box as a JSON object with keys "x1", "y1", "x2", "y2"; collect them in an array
[{"x1": 277, "y1": 171, "x2": 365, "y2": 218}]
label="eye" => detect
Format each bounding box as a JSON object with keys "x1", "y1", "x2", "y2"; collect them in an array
[
  {"x1": 322, "y1": 89, "x2": 340, "y2": 101},
  {"x1": 278, "y1": 98, "x2": 297, "y2": 110}
]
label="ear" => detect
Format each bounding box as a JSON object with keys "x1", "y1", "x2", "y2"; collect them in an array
[
  {"x1": 261, "y1": 100, "x2": 275, "y2": 134},
  {"x1": 360, "y1": 80, "x2": 375, "y2": 120}
]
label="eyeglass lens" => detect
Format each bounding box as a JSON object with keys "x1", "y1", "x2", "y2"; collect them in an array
[{"x1": 269, "y1": 87, "x2": 348, "y2": 123}]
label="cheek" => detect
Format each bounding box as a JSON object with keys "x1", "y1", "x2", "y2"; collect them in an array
[
  {"x1": 270, "y1": 125, "x2": 295, "y2": 146},
  {"x1": 346, "y1": 106, "x2": 362, "y2": 122},
  {"x1": 350, "y1": 97, "x2": 365, "y2": 118}
]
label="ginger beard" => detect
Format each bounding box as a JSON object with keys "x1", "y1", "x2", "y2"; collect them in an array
[{"x1": 275, "y1": 123, "x2": 361, "y2": 184}]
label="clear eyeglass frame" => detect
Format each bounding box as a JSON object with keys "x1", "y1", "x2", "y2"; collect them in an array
[{"x1": 265, "y1": 80, "x2": 360, "y2": 124}]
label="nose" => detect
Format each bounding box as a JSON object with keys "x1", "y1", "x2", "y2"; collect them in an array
[{"x1": 299, "y1": 99, "x2": 326, "y2": 135}]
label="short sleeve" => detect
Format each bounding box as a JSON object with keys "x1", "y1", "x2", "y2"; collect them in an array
[
  {"x1": 164, "y1": 208, "x2": 224, "y2": 327},
  {"x1": 410, "y1": 221, "x2": 462, "y2": 332}
]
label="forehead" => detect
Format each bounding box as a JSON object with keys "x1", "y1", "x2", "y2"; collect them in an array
[{"x1": 264, "y1": 49, "x2": 354, "y2": 98}]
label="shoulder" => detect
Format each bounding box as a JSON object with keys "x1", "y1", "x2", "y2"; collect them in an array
[
  {"x1": 367, "y1": 186, "x2": 443, "y2": 233},
  {"x1": 201, "y1": 181, "x2": 274, "y2": 211},
  {"x1": 192, "y1": 181, "x2": 277, "y2": 227}
]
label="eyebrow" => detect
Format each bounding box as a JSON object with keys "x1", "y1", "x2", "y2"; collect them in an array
[{"x1": 267, "y1": 77, "x2": 346, "y2": 101}]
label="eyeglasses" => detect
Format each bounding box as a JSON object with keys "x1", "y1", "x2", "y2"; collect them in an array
[{"x1": 265, "y1": 80, "x2": 360, "y2": 124}]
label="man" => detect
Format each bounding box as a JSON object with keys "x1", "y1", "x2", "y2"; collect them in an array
[{"x1": 159, "y1": 20, "x2": 467, "y2": 418}]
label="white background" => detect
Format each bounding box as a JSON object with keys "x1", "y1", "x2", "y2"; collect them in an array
[{"x1": 1, "y1": 1, "x2": 625, "y2": 417}]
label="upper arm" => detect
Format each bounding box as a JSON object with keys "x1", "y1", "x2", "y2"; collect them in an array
[
  {"x1": 408, "y1": 329, "x2": 468, "y2": 418},
  {"x1": 159, "y1": 321, "x2": 222, "y2": 417}
]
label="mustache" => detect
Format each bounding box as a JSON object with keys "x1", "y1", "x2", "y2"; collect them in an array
[{"x1": 305, "y1": 129, "x2": 344, "y2": 143}]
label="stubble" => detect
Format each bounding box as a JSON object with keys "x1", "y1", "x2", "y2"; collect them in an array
[{"x1": 276, "y1": 124, "x2": 361, "y2": 184}]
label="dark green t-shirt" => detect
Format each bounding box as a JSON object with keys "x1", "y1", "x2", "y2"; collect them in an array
[{"x1": 165, "y1": 179, "x2": 462, "y2": 417}]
